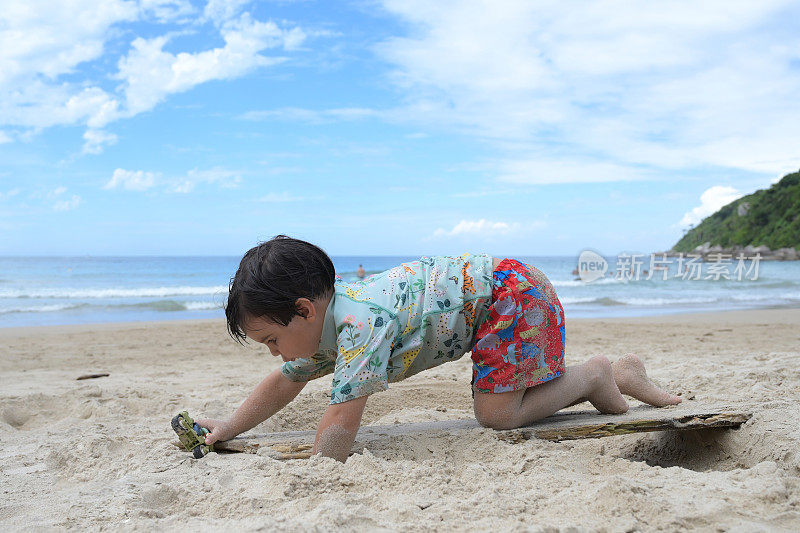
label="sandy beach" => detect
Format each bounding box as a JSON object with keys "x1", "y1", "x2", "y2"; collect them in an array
[{"x1": 2, "y1": 308, "x2": 799, "y2": 531}]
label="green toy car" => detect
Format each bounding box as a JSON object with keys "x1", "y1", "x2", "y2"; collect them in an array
[{"x1": 172, "y1": 411, "x2": 213, "y2": 459}]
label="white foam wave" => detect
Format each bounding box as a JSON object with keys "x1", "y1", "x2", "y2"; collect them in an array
[
  {"x1": 184, "y1": 301, "x2": 222, "y2": 310},
  {"x1": 730, "y1": 291, "x2": 800, "y2": 302},
  {"x1": 552, "y1": 277, "x2": 626, "y2": 287},
  {"x1": 0, "y1": 299, "x2": 223, "y2": 315},
  {"x1": 562, "y1": 296, "x2": 720, "y2": 307},
  {"x1": 559, "y1": 297, "x2": 599, "y2": 304},
  {"x1": 0, "y1": 303, "x2": 83, "y2": 314},
  {"x1": 0, "y1": 285, "x2": 228, "y2": 299},
  {"x1": 616, "y1": 296, "x2": 718, "y2": 306}
]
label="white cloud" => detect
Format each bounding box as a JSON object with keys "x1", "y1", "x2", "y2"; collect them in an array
[
  {"x1": 54, "y1": 194, "x2": 82, "y2": 211},
  {"x1": 0, "y1": 1, "x2": 138, "y2": 86},
  {"x1": 0, "y1": 188, "x2": 21, "y2": 200},
  {"x1": 258, "y1": 191, "x2": 306, "y2": 202},
  {"x1": 105, "y1": 169, "x2": 158, "y2": 191},
  {"x1": 0, "y1": 1, "x2": 135, "y2": 142},
  {"x1": 0, "y1": 131, "x2": 11, "y2": 144},
  {"x1": 0, "y1": 4, "x2": 309, "y2": 153},
  {"x1": 203, "y1": 0, "x2": 251, "y2": 24},
  {"x1": 680, "y1": 186, "x2": 743, "y2": 227},
  {"x1": 104, "y1": 167, "x2": 241, "y2": 193},
  {"x1": 240, "y1": 106, "x2": 381, "y2": 123},
  {"x1": 139, "y1": 0, "x2": 195, "y2": 23},
  {"x1": 168, "y1": 167, "x2": 241, "y2": 193},
  {"x1": 82, "y1": 129, "x2": 118, "y2": 154},
  {"x1": 432, "y1": 219, "x2": 521, "y2": 238},
  {"x1": 377, "y1": 1, "x2": 800, "y2": 181},
  {"x1": 497, "y1": 158, "x2": 646, "y2": 185},
  {"x1": 116, "y1": 15, "x2": 305, "y2": 115},
  {"x1": 0, "y1": 85, "x2": 119, "y2": 132},
  {"x1": 48, "y1": 187, "x2": 81, "y2": 211},
  {"x1": 451, "y1": 187, "x2": 521, "y2": 198}
]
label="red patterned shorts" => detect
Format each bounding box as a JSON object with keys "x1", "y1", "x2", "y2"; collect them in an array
[{"x1": 471, "y1": 259, "x2": 565, "y2": 394}]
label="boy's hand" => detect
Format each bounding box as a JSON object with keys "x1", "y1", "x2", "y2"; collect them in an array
[
  {"x1": 195, "y1": 418, "x2": 234, "y2": 445},
  {"x1": 313, "y1": 395, "x2": 368, "y2": 462}
]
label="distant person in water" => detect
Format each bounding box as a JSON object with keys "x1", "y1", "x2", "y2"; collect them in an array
[
  {"x1": 196, "y1": 235, "x2": 682, "y2": 462},
  {"x1": 356, "y1": 264, "x2": 366, "y2": 279}
]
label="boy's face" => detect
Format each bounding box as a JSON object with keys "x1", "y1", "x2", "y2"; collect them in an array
[{"x1": 244, "y1": 297, "x2": 327, "y2": 362}]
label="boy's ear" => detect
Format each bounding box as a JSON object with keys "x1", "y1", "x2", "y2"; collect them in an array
[{"x1": 295, "y1": 298, "x2": 314, "y2": 318}]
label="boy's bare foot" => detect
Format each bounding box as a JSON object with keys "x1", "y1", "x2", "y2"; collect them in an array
[
  {"x1": 612, "y1": 353, "x2": 682, "y2": 407},
  {"x1": 585, "y1": 355, "x2": 629, "y2": 414}
]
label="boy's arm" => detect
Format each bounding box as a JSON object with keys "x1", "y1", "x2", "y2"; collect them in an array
[
  {"x1": 198, "y1": 367, "x2": 307, "y2": 444},
  {"x1": 313, "y1": 395, "x2": 368, "y2": 462}
]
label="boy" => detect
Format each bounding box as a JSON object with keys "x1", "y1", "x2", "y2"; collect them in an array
[{"x1": 198, "y1": 236, "x2": 681, "y2": 461}]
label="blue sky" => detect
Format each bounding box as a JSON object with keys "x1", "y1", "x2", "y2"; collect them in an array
[{"x1": 1, "y1": 0, "x2": 799, "y2": 257}]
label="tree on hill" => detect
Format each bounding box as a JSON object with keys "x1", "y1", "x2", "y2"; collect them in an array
[{"x1": 672, "y1": 170, "x2": 800, "y2": 252}]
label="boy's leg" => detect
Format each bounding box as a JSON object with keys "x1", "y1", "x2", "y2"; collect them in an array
[
  {"x1": 473, "y1": 354, "x2": 680, "y2": 430},
  {"x1": 474, "y1": 355, "x2": 626, "y2": 430}
]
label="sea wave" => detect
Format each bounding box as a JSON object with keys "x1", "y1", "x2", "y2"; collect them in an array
[
  {"x1": 562, "y1": 296, "x2": 719, "y2": 307},
  {"x1": 184, "y1": 301, "x2": 222, "y2": 310},
  {"x1": 554, "y1": 276, "x2": 800, "y2": 288},
  {"x1": 552, "y1": 277, "x2": 626, "y2": 287},
  {"x1": 751, "y1": 279, "x2": 800, "y2": 289},
  {"x1": 730, "y1": 291, "x2": 800, "y2": 302},
  {"x1": 130, "y1": 300, "x2": 223, "y2": 312},
  {"x1": 559, "y1": 296, "x2": 598, "y2": 305},
  {"x1": 0, "y1": 303, "x2": 88, "y2": 314},
  {"x1": 615, "y1": 296, "x2": 718, "y2": 306},
  {"x1": 0, "y1": 285, "x2": 228, "y2": 299},
  {"x1": 0, "y1": 300, "x2": 222, "y2": 314},
  {"x1": 560, "y1": 296, "x2": 625, "y2": 306}
]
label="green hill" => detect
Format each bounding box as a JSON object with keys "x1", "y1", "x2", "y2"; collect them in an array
[{"x1": 672, "y1": 170, "x2": 800, "y2": 253}]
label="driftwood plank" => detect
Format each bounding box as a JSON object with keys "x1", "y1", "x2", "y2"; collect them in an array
[
  {"x1": 218, "y1": 441, "x2": 316, "y2": 459},
  {"x1": 497, "y1": 410, "x2": 751, "y2": 443},
  {"x1": 211, "y1": 404, "x2": 752, "y2": 459}
]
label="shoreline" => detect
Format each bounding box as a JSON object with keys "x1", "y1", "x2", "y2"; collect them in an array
[
  {"x1": 3, "y1": 305, "x2": 799, "y2": 336},
  {"x1": 575, "y1": 305, "x2": 800, "y2": 324}
]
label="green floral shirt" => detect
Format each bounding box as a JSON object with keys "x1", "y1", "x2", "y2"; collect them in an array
[{"x1": 281, "y1": 254, "x2": 494, "y2": 404}]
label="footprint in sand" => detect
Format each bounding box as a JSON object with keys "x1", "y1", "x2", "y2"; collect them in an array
[{"x1": 2, "y1": 407, "x2": 30, "y2": 428}]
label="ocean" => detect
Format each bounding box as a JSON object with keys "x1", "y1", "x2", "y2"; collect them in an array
[{"x1": 1, "y1": 255, "x2": 799, "y2": 328}]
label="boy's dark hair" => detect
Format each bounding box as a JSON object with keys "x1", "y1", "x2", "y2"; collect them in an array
[{"x1": 225, "y1": 235, "x2": 335, "y2": 343}]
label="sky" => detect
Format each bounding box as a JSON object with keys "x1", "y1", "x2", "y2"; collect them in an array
[{"x1": 1, "y1": 0, "x2": 800, "y2": 257}]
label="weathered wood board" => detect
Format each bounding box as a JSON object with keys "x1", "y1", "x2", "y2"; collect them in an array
[{"x1": 210, "y1": 404, "x2": 752, "y2": 460}]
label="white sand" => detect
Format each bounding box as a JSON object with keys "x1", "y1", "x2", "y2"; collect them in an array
[{"x1": 2, "y1": 309, "x2": 800, "y2": 530}]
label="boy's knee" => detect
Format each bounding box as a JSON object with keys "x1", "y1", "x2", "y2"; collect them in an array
[
  {"x1": 476, "y1": 414, "x2": 515, "y2": 431},
  {"x1": 473, "y1": 400, "x2": 519, "y2": 431}
]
